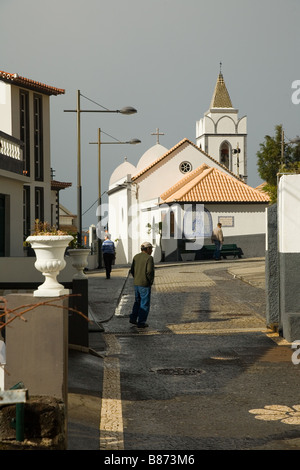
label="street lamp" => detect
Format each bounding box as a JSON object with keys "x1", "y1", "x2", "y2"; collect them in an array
[
  {"x1": 64, "y1": 90, "x2": 137, "y2": 245},
  {"x1": 289, "y1": 136, "x2": 300, "y2": 144},
  {"x1": 277, "y1": 133, "x2": 300, "y2": 186},
  {"x1": 280, "y1": 131, "x2": 300, "y2": 164},
  {"x1": 89, "y1": 128, "x2": 141, "y2": 267}
]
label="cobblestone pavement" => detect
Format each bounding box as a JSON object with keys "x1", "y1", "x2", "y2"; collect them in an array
[{"x1": 68, "y1": 259, "x2": 300, "y2": 451}]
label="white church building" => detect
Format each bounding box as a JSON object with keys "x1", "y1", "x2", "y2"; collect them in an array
[{"x1": 107, "y1": 70, "x2": 270, "y2": 264}]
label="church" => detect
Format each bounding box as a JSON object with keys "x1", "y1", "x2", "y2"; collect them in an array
[{"x1": 107, "y1": 70, "x2": 270, "y2": 264}]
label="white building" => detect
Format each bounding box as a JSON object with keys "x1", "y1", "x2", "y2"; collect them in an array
[
  {"x1": 0, "y1": 69, "x2": 67, "y2": 257},
  {"x1": 107, "y1": 71, "x2": 270, "y2": 264}
]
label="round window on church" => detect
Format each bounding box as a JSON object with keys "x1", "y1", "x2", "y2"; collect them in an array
[{"x1": 179, "y1": 161, "x2": 192, "y2": 174}]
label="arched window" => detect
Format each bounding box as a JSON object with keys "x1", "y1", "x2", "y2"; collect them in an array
[
  {"x1": 161, "y1": 206, "x2": 180, "y2": 239},
  {"x1": 220, "y1": 141, "x2": 230, "y2": 169}
]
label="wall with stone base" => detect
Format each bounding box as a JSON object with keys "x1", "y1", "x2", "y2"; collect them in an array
[
  {"x1": 278, "y1": 174, "x2": 300, "y2": 341},
  {"x1": 265, "y1": 204, "x2": 280, "y2": 329},
  {"x1": 2, "y1": 295, "x2": 69, "y2": 448},
  {"x1": 0, "y1": 396, "x2": 65, "y2": 450}
]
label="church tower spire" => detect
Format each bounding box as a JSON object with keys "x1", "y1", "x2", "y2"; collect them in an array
[
  {"x1": 196, "y1": 65, "x2": 247, "y2": 181},
  {"x1": 210, "y1": 69, "x2": 233, "y2": 109}
]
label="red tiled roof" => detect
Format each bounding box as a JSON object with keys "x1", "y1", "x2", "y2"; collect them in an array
[
  {"x1": 255, "y1": 182, "x2": 268, "y2": 192},
  {"x1": 0, "y1": 70, "x2": 65, "y2": 96},
  {"x1": 132, "y1": 138, "x2": 243, "y2": 182},
  {"x1": 160, "y1": 163, "x2": 209, "y2": 201},
  {"x1": 160, "y1": 165, "x2": 270, "y2": 203},
  {"x1": 51, "y1": 180, "x2": 72, "y2": 190}
]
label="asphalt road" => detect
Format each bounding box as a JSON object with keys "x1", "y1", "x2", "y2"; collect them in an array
[{"x1": 68, "y1": 260, "x2": 300, "y2": 452}]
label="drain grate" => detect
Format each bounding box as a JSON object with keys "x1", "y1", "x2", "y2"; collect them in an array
[{"x1": 152, "y1": 367, "x2": 204, "y2": 376}]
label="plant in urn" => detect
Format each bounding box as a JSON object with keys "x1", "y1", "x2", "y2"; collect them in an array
[{"x1": 68, "y1": 234, "x2": 90, "y2": 279}]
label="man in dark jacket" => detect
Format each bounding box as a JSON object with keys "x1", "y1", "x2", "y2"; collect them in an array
[
  {"x1": 101, "y1": 233, "x2": 115, "y2": 279},
  {"x1": 129, "y1": 242, "x2": 154, "y2": 328}
]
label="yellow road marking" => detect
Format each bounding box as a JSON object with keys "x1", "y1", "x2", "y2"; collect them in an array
[{"x1": 99, "y1": 335, "x2": 124, "y2": 450}]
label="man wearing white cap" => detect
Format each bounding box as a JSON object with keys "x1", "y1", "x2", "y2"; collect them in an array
[{"x1": 129, "y1": 242, "x2": 155, "y2": 328}]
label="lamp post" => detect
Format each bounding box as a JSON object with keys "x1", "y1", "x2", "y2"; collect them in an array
[
  {"x1": 276, "y1": 133, "x2": 300, "y2": 187},
  {"x1": 89, "y1": 128, "x2": 141, "y2": 267},
  {"x1": 64, "y1": 90, "x2": 137, "y2": 246},
  {"x1": 280, "y1": 131, "x2": 300, "y2": 165},
  {"x1": 233, "y1": 142, "x2": 241, "y2": 175},
  {"x1": 289, "y1": 136, "x2": 300, "y2": 144}
]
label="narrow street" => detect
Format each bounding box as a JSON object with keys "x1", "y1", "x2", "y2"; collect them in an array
[{"x1": 68, "y1": 260, "x2": 300, "y2": 451}]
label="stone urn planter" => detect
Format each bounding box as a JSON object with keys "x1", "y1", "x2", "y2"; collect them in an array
[
  {"x1": 26, "y1": 235, "x2": 73, "y2": 297},
  {"x1": 68, "y1": 248, "x2": 90, "y2": 279}
]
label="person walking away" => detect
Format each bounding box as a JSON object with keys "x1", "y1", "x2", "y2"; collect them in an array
[
  {"x1": 101, "y1": 234, "x2": 115, "y2": 279},
  {"x1": 129, "y1": 242, "x2": 155, "y2": 328},
  {"x1": 211, "y1": 222, "x2": 224, "y2": 260}
]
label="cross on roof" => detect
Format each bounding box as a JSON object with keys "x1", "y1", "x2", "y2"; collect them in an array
[{"x1": 151, "y1": 128, "x2": 165, "y2": 144}]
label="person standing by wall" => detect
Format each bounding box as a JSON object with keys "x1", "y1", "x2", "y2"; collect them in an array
[
  {"x1": 101, "y1": 233, "x2": 115, "y2": 279},
  {"x1": 129, "y1": 242, "x2": 155, "y2": 328},
  {"x1": 211, "y1": 222, "x2": 224, "y2": 260}
]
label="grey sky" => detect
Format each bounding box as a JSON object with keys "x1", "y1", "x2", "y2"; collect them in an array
[{"x1": 2, "y1": 0, "x2": 300, "y2": 229}]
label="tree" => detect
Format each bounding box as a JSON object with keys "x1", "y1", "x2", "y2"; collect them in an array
[{"x1": 257, "y1": 124, "x2": 300, "y2": 203}]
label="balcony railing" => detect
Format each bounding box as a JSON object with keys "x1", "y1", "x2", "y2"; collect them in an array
[{"x1": 0, "y1": 131, "x2": 24, "y2": 175}]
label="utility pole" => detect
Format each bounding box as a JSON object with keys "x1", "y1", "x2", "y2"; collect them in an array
[
  {"x1": 233, "y1": 143, "x2": 240, "y2": 176},
  {"x1": 281, "y1": 128, "x2": 284, "y2": 165}
]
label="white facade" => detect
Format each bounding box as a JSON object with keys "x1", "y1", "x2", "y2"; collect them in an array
[
  {"x1": 108, "y1": 144, "x2": 168, "y2": 264},
  {"x1": 0, "y1": 82, "x2": 12, "y2": 133},
  {"x1": 108, "y1": 140, "x2": 268, "y2": 264},
  {"x1": 108, "y1": 175, "x2": 136, "y2": 264},
  {"x1": 0, "y1": 173, "x2": 24, "y2": 255},
  {"x1": 0, "y1": 71, "x2": 65, "y2": 257},
  {"x1": 278, "y1": 174, "x2": 300, "y2": 254},
  {"x1": 135, "y1": 141, "x2": 235, "y2": 202}
]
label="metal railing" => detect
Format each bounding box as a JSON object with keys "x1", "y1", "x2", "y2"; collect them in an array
[{"x1": 0, "y1": 131, "x2": 23, "y2": 161}]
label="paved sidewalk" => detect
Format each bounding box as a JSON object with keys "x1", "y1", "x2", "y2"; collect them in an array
[
  {"x1": 87, "y1": 266, "x2": 130, "y2": 327},
  {"x1": 68, "y1": 265, "x2": 130, "y2": 450},
  {"x1": 227, "y1": 259, "x2": 265, "y2": 290}
]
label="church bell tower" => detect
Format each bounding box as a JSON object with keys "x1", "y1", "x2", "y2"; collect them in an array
[{"x1": 196, "y1": 65, "x2": 247, "y2": 181}]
